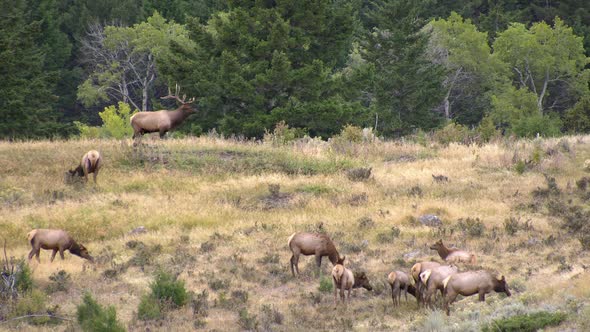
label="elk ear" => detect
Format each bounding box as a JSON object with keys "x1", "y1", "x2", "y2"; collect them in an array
[
  {"x1": 437, "y1": 239, "x2": 443, "y2": 244},
  {"x1": 496, "y1": 274, "x2": 504, "y2": 281}
]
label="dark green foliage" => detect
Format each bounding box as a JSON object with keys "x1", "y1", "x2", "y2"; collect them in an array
[
  {"x1": 150, "y1": 270, "x2": 188, "y2": 307},
  {"x1": 15, "y1": 260, "x2": 33, "y2": 293},
  {"x1": 76, "y1": 292, "x2": 126, "y2": 332},
  {"x1": 361, "y1": 0, "x2": 446, "y2": 136},
  {"x1": 483, "y1": 311, "x2": 566, "y2": 332}
]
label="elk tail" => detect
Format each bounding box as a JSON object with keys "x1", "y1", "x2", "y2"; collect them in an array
[
  {"x1": 287, "y1": 232, "x2": 296, "y2": 249},
  {"x1": 442, "y1": 275, "x2": 452, "y2": 294},
  {"x1": 27, "y1": 230, "x2": 37, "y2": 244}
]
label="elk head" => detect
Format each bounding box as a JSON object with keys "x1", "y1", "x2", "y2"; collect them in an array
[{"x1": 161, "y1": 84, "x2": 196, "y2": 114}]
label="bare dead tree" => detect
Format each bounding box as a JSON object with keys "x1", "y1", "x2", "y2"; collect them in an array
[{"x1": 80, "y1": 23, "x2": 158, "y2": 112}]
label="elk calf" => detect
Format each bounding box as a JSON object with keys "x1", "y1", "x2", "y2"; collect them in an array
[
  {"x1": 443, "y1": 270, "x2": 511, "y2": 315},
  {"x1": 332, "y1": 258, "x2": 372, "y2": 305},
  {"x1": 28, "y1": 229, "x2": 94, "y2": 263},
  {"x1": 66, "y1": 150, "x2": 102, "y2": 183},
  {"x1": 288, "y1": 232, "x2": 342, "y2": 276},
  {"x1": 387, "y1": 270, "x2": 416, "y2": 306},
  {"x1": 430, "y1": 240, "x2": 476, "y2": 264}
]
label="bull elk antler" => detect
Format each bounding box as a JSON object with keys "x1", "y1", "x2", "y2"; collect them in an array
[{"x1": 161, "y1": 84, "x2": 196, "y2": 104}]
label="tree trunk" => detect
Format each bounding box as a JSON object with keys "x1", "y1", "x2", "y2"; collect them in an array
[{"x1": 537, "y1": 69, "x2": 549, "y2": 115}]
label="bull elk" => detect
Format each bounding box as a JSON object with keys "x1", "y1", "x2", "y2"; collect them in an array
[{"x1": 130, "y1": 85, "x2": 197, "y2": 139}]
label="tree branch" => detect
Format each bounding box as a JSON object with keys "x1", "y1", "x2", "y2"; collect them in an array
[{"x1": 0, "y1": 314, "x2": 73, "y2": 325}]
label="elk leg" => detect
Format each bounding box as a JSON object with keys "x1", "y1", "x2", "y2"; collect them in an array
[
  {"x1": 289, "y1": 255, "x2": 295, "y2": 276},
  {"x1": 159, "y1": 130, "x2": 166, "y2": 139},
  {"x1": 479, "y1": 291, "x2": 486, "y2": 302},
  {"x1": 28, "y1": 248, "x2": 36, "y2": 261},
  {"x1": 93, "y1": 171, "x2": 98, "y2": 183},
  {"x1": 315, "y1": 254, "x2": 322, "y2": 276},
  {"x1": 444, "y1": 292, "x2": 458, "y2": 316},
  {"x1": 333, "y1": 277, "x2": 338, "y2": 305},
  {"x1": 347, "y1": 287, "x2": 351, "y2": 303},
  {"x1": 391, "y1": 284, "x2": 396, "y2": 306},
  {"x1": 59, "y1": 247, "x2": 65, "y2": 260},
  {"x1": 404, "y1": 284, "x2": 408, "y2": 302},
  {"x1": 50, "y1": 249, "x2": 58, "y2": 262}
]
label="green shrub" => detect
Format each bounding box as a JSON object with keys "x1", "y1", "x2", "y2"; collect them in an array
[
  {"x1": 13, "y1": 289, "x2": 54, "y2": 325},
  {"x1": 483, "y1": 311, "x2": 566, "y2": 332},
  {"x1": 433, "y1": 122, "x2": 473, "y2": 146},
  {"x1": 456, "y1": 217, "x2": 485, "y2": 237},
  {"x1": 263, "y1": 121, "x2": 305, "y2": 146},
  {"x1": 238, "y1": 308, "x2": 258, "y2": 331},
  {"x1": 48, "y1": 270, "x2": 71, "y2": 292},
  {"x1": 150, "y1": 270, "x2": 188, "y2": 307},
  {"x1": 76, "y1": 102, "x2": 136, "y2": 139},
  {"x1": 318, "y1": 276, "x2": 333, "y2": 293},
  {"x1": 76, "y1": 292, "x2": 126, "y2": 332},
  {"x1": 137, "y1": 294, "x2": 162, "y2": 320},
  {"x1": 15, "y1": 260, "x2": 33, "y2": 293}
]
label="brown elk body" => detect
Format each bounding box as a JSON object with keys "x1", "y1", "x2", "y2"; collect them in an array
[
  {"x1": 387, "y1": 270, "x2": 416, "y2": 306},
  {"x1": 332, "y1": 259, "x2": 372, "y2": 305},
  {"x1": 27, "y1": 229, "x2": 94, "y2": 263},
  {"x1": 443, "y1": 270, "x2": 511, "y2": 315},
  {"x1": 288, "y1": 232, "x2": 341, "y2": 276},
  {"x1": 430, "y1": 240, "x2": 476, "y2": 264},
  {"x1": 411, "y1": 261, "x2": 441, "y2": 305},
  {"x1": 66, "y1": 150, "x2": 102, "y2": 183},
  {"x1": 130, "y1": 87, "x2": 196, "y2": 139},
  {"x1": 420, "y1": 265, "x2": 459, "y2": 308}
]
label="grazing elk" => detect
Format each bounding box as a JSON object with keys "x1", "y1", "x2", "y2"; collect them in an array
[
  {"x1": 27, "y1": 229, "x2": 94, "y2": 263},
  {"x1": 443, "y1": 270, "x2": 511, "y2": 315},
  {"x1": 430, "y1": 240, "x2": 476, "y2": 264},
  {"x1": 420, "y1": 265, "x2": 459, "y2": 308},
  {"x1": 411, "y1": 261, "x2": 441, "y2": 305},
  {"x1": 66, "y1": 150, "x2": 102, "y2": 184},
  {"x1": 130, "y1": 85, "x2": 196, "y2": 139},
  {"x1": 332, "y1": 258, "x2": 373, "y2": 305},
  {"x1": 288, "y1": 232, "x2": 342, "y2": 276},
  {"x1": 387, "y1": 270, "x2": 416, "y2": 306}
]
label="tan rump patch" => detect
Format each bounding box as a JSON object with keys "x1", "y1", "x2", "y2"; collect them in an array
[
  {"x1": 420, "y1": 270, "x2": 432, "y2": 284},
  {"x1": 443, "y1": 275, "x2": 452, "y2": 289},
  {"x1": 387, "y1": 271, "x2": 396, "y2": 285}
]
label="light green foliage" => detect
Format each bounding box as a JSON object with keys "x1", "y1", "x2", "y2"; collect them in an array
[
  {"x1": 493, "y1": 18, "x2": 589, "y2": 115},
  {"x1": 78, "y1": 12, "x2": 193, "y2": 111},
  {"x1": 564, "y1": 96, "x2": 590, "y2": 133},
  {"x1": 13, "y1": 289, "x2": 52, "y2": 325},
  {"x1": 76, "y1": 292, "x2": 126, "y2": 332},
  {"x1": 427, "y1": 13, "x2": 507, "y2": 125},
  {"x1": 433, "y1": 122, "x2": 472, "y2": 145},
  {"x1": 76, "y1": 102, "x2": 136, "y2": 139}
]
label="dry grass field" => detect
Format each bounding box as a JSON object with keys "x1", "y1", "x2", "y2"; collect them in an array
[{"x1": 1, "y1": 134, "x2": 590, "y2": 331}]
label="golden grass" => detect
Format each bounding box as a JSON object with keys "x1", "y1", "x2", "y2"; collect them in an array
[{"x1": 1, "y1": 136, "x2": 590, "y2": 331}]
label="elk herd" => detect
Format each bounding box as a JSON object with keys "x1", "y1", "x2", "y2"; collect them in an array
[
  {"x1": 24, "y1": 85, "x2": 511, "y2": 322},
  {"x1": 289, "y1": 232, "x2": 511, "y2": 315}
]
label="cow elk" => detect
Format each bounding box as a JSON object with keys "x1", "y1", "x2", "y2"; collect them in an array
[
  {"x1": 420, "y1": 264, "x2": 459, "y2": 308},
  {"x1": 411, "y1": 261, "x2": 441, "y2": 305},
  {"x1": 66, "y1": 150, "x2": 102, "y2": 184},
  {"x1": 430, "y1": 240, "x2": 477, "y2": 264},
  {"x1": 27, "y1": 229, "x2": 94, "y2": 263},
  {"x1": 443, "y1": 270, "x2": 511, "y2": 315},
  {"x1": 288, "y1": 232, "x2": 342, "y2": 276},
  {"x1": 130, "y1": 85, "x2": 196, "y2": 139}
]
